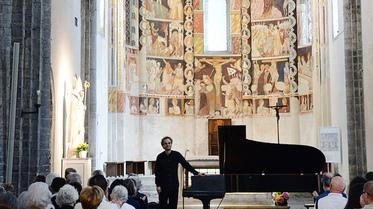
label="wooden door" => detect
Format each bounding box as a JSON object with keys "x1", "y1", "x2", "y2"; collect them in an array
[{"x1": 208, "y1": 119, "x2": 231, "y2": 155}]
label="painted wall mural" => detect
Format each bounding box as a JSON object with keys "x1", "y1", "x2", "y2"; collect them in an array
[{"x1": 108, "y1": 0, "x2": 313, "y2": 117}]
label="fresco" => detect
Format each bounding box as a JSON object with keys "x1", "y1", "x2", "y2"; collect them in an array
[
  {"x1": 145, "y1": 58, "x2": 185, "y2": 95},
  {"x1": 194, "y1": 57, "x2": 242, "y2": 117},
  {"x1": 251, "y1": 59, "x2": 290, "y2": 96}
]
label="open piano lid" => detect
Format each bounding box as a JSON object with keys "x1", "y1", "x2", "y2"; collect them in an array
[{"x1": 218, "y1": 125, "x2": 326, "y2": 192}]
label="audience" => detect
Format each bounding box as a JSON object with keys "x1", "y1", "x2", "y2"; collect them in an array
[
  {"x1": 34, "y1": 174, "x2": 47, "y2": 183},
  {"x1": 25, "y1": 182, "x2": 54, "y2": 209},
  {"x1": 74, "y1": 174, "x2": 117, "y2": 209},
  {"x1": 56, "y1": 184, "x2": 79, "y2": 209},
  {"x1": 361, "y1": 181, "x2": 373, "y2": 209},
  {"x1": 79, "y1": 186, "x2": 104, "y2": 209},
  {"x1": 317, "y1": 176, "x2": 347, "y2": 209},
  {"x1": 123, "y1": 178, "x2": 141, "y2": 209},
  {"x1": 344, "y1": 176, "x2": 367, "y2": 209},
  {"x1": 46, "y1": 173, "x2": 58, "y2": 187},
  {"x1": 65, "y1": 168, "x2": 77, "y2": 179},
  {"x1": 66, "y1": 173, "x2": 82, "y2": 185},
  {"x1": 0, "y1": 192, "x2": 17, "y2": 209},
  {"x1": 110, "y1": 185, "x2": 135, "y2": 209},
  {"x1": 128, "y1": 174, "x2": 148, "y2": 209}
]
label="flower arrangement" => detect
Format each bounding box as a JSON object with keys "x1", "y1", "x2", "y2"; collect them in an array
[
  {"x1": 273, "y1": 192, "x2": 289, "y2": 206},
  {"x1": 76, "y1": 142, "x2": 89, "y2": 153}
]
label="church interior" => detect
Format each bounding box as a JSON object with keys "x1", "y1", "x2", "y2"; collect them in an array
[{"x1": 1, "y1": 0, "x2": 373, "y2": 206}]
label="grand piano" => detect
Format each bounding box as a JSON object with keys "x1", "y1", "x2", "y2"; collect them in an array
[{"x1": 183, "y1": 125, "x2": 326, "y2": 209}]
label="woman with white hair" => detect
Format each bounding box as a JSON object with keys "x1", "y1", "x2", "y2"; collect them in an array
[
  {"x1": 110, "y1": 185, "x2": 135, "y2": 209},
  {"x1": 24, "y1": 182, "x2": 54, "y2": 209},
  {"x1": 56, "y1": 184, "x2": 79, "y2": 209}
]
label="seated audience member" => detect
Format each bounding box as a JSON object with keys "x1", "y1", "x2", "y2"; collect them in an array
[
  {"x1": 110, "y1": 185, "x2": 135, "y2": 209},
  {"x1": 317, "y1": 176, "x2": 347, "y2": 209},
  {"x1": 108, "y1": 179, "x2": 126, "y2": 200},
  {"x1": 123, "y1": 178, "x2": 141, "y2": 209},
  {"x1": 75, "y1": 174, "x2": 117, "y2": 209},
  {"x1": 129, "y1": 174, "x2": 149, "y2": 209},
  {"x1": 51, "y1": 177, "x2": 67, "y2": 208},
  {"x1": 18, "y1": 191, "x2": 28, "y2": 209},
  {"x1": 66, "y1": 172, "x2": 82, "y2": 185},
  {"x1": 65, "y1": 168, "x2": 77, "y2": 178},
  {"x1": 69, "y1": 182, "x2": 83, "y2": 195},
  {"x1": 92, "y1": 170, "x2": 106, "y2": 177},
  {"x1": 2, "y1": 183, "x2": 14, "y2": 193},
  {"x1": 24, "y1": 182, "x2": 54, "y2": 209},
  {"x1": 46, "y1": 172, "x2": 58, "y2": 187},
  {"x1": 56, "y1": 184, "x2": 79, "y2": 209},
  {"x1": 361, "y1": 181, "x2": 373, "y2": 208},
  {"x1": 0, "y1": 186, "x2": 4, "y2": 193},
  {"x1": 314, "y1": 173, "x2": 332, "y2": 202},
  {"x1": 0, "y1": 191, "x2": 18, "y2": 209},
  {"x1": 366, "y1": 172, "x2": 373, "y2": 181},
  {"x1": 344, "y1": 176, "x2": 367, "y2": 209},
  {"x1": 34, "y1": 174, "x2": 46, "y2": 183},
  {"x1": 80, "y1": 186, "x2": 104, "y2": 209}
]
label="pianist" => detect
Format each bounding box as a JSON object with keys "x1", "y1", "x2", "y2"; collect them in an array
[{"x1": 155, "y1": 136, "x2": 202, "y2": 209}]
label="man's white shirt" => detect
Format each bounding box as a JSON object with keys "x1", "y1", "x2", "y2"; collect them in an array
[{"x1": 317, "y1": 193, "x2": 347, "y2": 209}]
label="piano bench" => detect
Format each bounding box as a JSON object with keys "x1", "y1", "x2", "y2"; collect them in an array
[{"x1": 304, "y1": 203, "x2": 314, "y2": 209}]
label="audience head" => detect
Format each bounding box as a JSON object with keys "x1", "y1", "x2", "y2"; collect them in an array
[
  {"x1": 0, "y1": 192, "x2": 18, "y2": 209},
  {"x1": 344, "y1": 176, "x2": 367, "y2": 209},
  {"x1": 330, "y1": 176, "x2": 346, "y2": 193},
  {"x1": 110, "y1": 185, "x2": 129, "y2": 205},
  {"x1": 45, "y1": 172, "x2": 57, "y2": 186},
  {"x1": 2, "y1": 183, "x2": 14, "y2": 193},
  {"x1": 65, "y1": 168, "x2": 77, "y2": 178},
  {"x1": 66, "y1": 172, "x2": 82, "y2": 184},
  {"x1": 69, "y1": 181, "x2": 83, "y2": 195},
  {"x1": 26, "y1": 182, "x2": 53, "y2": 209},
  {"x1": 362, "y1": 181, "x2": 373, "y2": 205},
  {"x1": 366, "y1": 172, "x2": 373, "y2": 181},
  {"x1": 88, "y1": 174, "x2": 108, "y2": 194},
  {"x1": 128, "y1": 173, "x2": 142, "y2": 190},
  {"x1": 56, "y1": 184, "x2": 79, "y2": 207},
  {"x1": 34, "y1": 174, "x2": 46, "y2": 183},
  {"x1": 50, "y1": 177, "x2": 66, "y2": 194},
  {"x1": 92, "y1": 170, "x2": 106, "y2": 177},
  {"x1": 321, "y1": 173, "x2": 332, "y2": 190},
  {"x1": 108, "y1": 179, "x2": 125, "y2": 201},
  {"x1": 123, "y1": 178, "x2": 137, "y2": 197},
  {"x1": 0, "y1": 186, "x2": 4, "y2": 193},
  {"x1": 80, "y1": 186, "x2": 104, "y2": 209},
  {"x1": 17, "y1": 191, "x2": 29, "y2": 209}
]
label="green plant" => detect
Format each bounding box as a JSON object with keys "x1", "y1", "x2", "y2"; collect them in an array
[{"x1": 76, "y1": 142, "x2": 89, "y2": 153}]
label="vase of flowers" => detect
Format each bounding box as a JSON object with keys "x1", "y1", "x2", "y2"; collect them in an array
[
  {"x1": 273, "y1": 192, "x2": 289, "y2": 206},
  {"x1": 76, "y1": 142, "x2": 89, "y2": 158}
]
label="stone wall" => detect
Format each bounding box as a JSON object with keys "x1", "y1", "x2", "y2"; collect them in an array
[
  {"x1": 343, "y1": 0, "x2": 366, "y2": 177},
  {"x1": 0, "y1": 0, "x2": 51, "y2": 193}
]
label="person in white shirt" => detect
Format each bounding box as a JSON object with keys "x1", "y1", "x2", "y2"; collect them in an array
[
  {"x1": 317, "y1": 176, "x2": 347, "y2": 209},
  {"x1": 110, "y1": 185, "x2": 135, "y2": 209},
  {"x1": 361, "y1": 181, "x2": 373, "y2": 209}
]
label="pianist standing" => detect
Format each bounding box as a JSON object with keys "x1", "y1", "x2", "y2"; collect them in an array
[{"x1": 155, "y1": 136, "x2": 202, "y2": 209}]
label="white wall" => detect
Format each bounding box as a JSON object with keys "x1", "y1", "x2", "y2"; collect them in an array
[
  {"x1": 93, "y1": 0, "x2": 110, "y2": 170},
  {"x1": 362, "y1": 1, "x2": 373, "y2": 172},
  {"x1": 326, "y1": 0, "x2": 349, "y2": 178},
  {"x1": 51, "y1": 0, "x2": 81, "y2": 176}
]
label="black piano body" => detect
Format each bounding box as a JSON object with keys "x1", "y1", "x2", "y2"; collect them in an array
[{"x1": 183, "y1": 125, "x2": 326, "y2": 208}]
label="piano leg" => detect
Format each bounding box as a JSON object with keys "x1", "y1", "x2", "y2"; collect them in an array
[{"x1": 199, "y1": 198, "x2": 212, "y2": 209}]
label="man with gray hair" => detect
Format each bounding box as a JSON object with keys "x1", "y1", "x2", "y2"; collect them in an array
[
  {"x1": 361, "y1": 181, "x2": 373, "y2": 209},
  {"x1": 110, "y1": 185, "x2": 135, "y2": 209},
  {"x1": 317, "y1": 176, "x2": 347, "y2": 209}
]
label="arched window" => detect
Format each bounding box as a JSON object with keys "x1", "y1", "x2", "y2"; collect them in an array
[{"x1": 204, "y1": 0, "x2": 230, "y2": 53}]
